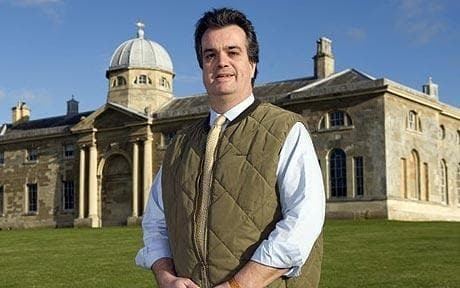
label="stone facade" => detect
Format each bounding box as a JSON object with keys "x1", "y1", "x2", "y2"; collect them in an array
[
  {"x1": 0, "y1": 32, "x2": 459, "y2": 229},
  {"x1": 0, "y1": 129, "x2": 79, "y2": 228}
]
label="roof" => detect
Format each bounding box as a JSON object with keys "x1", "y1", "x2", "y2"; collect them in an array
[
  {"x1": 109, "y1": 23, "x2": 173, "y2": 73},
  {"x1": 154, "y1": 76, "x2": 316, "y2": 119},
  {"x1": 0, "y1": 111, "x2": 93, "y2": 141}
]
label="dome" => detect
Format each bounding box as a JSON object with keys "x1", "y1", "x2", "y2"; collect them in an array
[{"x1": 109, "y1": 22, "x2": 173, "y2": 73}]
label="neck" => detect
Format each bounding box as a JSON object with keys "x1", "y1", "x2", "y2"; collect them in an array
[{"x1": 209, "y1": 92, "x2": 252, "y2": 114}]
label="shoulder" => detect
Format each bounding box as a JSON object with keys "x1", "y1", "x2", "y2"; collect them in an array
[{"x1": 253, "y1": 102, "x2": 306, "y2": 128}]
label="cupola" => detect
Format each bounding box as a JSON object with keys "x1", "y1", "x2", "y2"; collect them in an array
[{"x1": 106, "y1": 22, "x2": 174, "y2": 113}]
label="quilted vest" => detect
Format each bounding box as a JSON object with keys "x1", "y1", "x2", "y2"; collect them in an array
[{"x1": 162, "y1": 100, "x2": 323, "y2": 288}]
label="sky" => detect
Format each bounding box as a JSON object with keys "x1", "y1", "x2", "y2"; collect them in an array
[{"x1": 0, "y1": 0, "x2": 459, "y2": 124}]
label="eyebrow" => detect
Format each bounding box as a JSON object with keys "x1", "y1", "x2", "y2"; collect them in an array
[{"x1": 203, "y1": 45, "x2": 243, "y2": 54}]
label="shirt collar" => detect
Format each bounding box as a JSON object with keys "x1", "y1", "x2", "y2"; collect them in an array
[{"x1": 209, "y1": 94, "x2": 255, "y2": 126}]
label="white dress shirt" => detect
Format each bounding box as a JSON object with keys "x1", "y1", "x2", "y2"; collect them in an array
[{"x1": 136, "y1": 95, "x2": 325, "y2": 277}]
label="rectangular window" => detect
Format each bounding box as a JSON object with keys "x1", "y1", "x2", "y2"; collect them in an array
[
  {"x1": 0, "y1": 151, "x2": 4, "y2": 165},
  {"x1": 63, "y1": 180, "x2": 75, "y2": 210},
  {"x1": 27, "y1": 148, "x2": 38, "y2": 162},
  {"x1": 0, "y1": 185, "x2": 4, "y2": 216},
  {"x1": 63, "y1": 144, "x2": 75, "y2": 159},
  {"x1": 354, "y1": 156, "x2": 364, "y2": 197},
  {"x1": 27, "y1": 183, "x2": 38, "y2": 213}
]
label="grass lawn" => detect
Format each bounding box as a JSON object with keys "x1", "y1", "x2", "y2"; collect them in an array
[{"x1": 0, "y1": 219, "x2": 458, "y2": 287}]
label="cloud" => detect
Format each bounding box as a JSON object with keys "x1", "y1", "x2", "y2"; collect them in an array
[
  {"x1": 346, "y1": 27, "x2": 366, "y2": 41},
  {"x1": 10, "y1": 89, "x2": 53, "y2": 107},
  {"x1": 4, "y1": 0, "x2": 64, "y2": 24},
  {"x1": 396, "y1": 0, "x2": 446, "y2": 44}
]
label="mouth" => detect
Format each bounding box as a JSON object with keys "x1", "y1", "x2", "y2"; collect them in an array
[{"x1": 215, "y1": 73, "x2": 234, "y2": 80}]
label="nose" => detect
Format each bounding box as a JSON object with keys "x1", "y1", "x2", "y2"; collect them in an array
[{"x1": 217, "y1": 51, "x2": 230, "y2": 68}]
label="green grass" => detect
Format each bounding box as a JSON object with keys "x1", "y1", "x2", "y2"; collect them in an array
[{"x1": 0, "y1": 220, "x2": 459, "y2": 287}]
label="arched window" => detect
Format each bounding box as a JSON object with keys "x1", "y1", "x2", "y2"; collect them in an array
[
  {"x1": 160, "y1": 77, "x2": 170, "y2": 89},
  {"x1": 318, "y1": 111, "x2": 353, "y2": 131},
  {"x1": 139, "y1": 75, "x2": 147, "y2": 84},
  {"x1": 440, "y1": 160, "x2": 448, "y2": 204},
  {"x1": 407, "y1": 110, "x2": 422, "y2": 132},
  {"x1": 116, "y1": 76, "x2": 126, "y2": 86},
  {"x1": 330, "y1": 148, "x2": 347, "y2": 197},
  {"x1": 408, "y1": 150, "x2": 420, "y2": 200},
  {"x1": 134, "y1": 75, "x2": 151, "y2": 85},
  {"x1": 439, "y1": 125, "x2": 446, "y2": 140},
  {"x1": 408, "y1": 111, "x2": 416, "y2": 130}
]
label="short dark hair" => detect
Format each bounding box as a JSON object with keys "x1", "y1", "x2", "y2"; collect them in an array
[{"x1": 194, "y1": 7, "x2": 259, "y2": 85}]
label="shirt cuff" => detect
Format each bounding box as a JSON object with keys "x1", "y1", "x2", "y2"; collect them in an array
[
  {"x1": 250, "y1": 240, "x2": 303, "y2": 278},
  {"x1": 135, "y1": 239, "x2": 172, "y2": 270}
]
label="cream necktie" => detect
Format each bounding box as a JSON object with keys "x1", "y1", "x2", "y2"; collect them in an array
[
  {"x1": 194, "y1": 114, "x2": 226, "y2": 271},
  {"x1": 202, "y1": 114, "x2": 227, "y2": 193}
]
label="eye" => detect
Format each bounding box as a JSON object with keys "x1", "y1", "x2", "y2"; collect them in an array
[
  {"x1": 229, "y1": 50, "x2": 240, "y2": 57},
  {"x1": 204, "y1": 52, "x2": 215, "y2": 61}
]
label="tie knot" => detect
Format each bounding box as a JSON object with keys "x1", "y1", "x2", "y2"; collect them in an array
[{"x1": 213, "y1": 115, "x2": 226, "y2": 127}]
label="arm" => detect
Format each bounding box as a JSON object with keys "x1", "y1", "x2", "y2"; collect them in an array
[
  {"x1": 135, "y1": 168, "x2": 172, "y2": 269},
  {"x1": 135, "y1": 168, "x2": 199, "y2": 288},
  {"x1": 215, "y1": 261, "x2": 288, "y2": 288},
  {"x1": 217, "y1": 122, "x2": 325, "y2": 287}
]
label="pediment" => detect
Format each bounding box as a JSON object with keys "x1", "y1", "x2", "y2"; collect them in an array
[{"x1": 71, "y1": 103, "x2": 148, "y2": 132}]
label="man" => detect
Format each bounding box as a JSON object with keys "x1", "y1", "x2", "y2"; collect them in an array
[{"x1": 136, "y1": 8, "x2": 325, "y2": 288}]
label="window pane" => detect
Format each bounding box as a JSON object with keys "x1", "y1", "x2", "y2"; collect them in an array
[
  {"x1": 63, "y1": 181, "x2": 75, "y2": 210},
  {"x1": 27, "y1": 149, "x2": 38, "y2": 161},
  {"x1": 330, "y1": 111, "x2": 345, "y2": 127},
  {"x1": 28, "y1": 184, "x2": 38, "y2": 213},
  {"x1": 408, "y1": 111, "x2": 416, "y2": 130},
  {"x1": 330, "y1": 149, "x2": 347, "y2": 197},
  {"x1": 354, "y1": 157, "x2": 364, "y2": 196},
  {"x1": 64, "y1": 144, "x2": 74, "y2": 158}
]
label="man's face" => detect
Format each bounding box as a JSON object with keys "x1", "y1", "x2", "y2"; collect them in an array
[{"x1": 201, "y1": 25, "x2": 256, "y2": 111}]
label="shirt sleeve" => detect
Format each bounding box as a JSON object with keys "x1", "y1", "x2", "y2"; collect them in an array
[
  {"x1": 135, "y1": 167, "x2": 172, "y2": 269},
  {"x1": 250, "y1": 122, "x2": 325, "y2": 277}
]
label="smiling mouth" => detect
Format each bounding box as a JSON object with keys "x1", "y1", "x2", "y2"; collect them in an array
[{"x1": 215, "y1": 73, "x2": 234, "y2": 79}]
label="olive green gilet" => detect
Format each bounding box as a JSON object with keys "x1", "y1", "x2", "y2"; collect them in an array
[{"x1": 162, "y1": 100, "x2": 323, "y2": 288}]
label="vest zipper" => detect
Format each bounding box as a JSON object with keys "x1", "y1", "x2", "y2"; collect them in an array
[{"x1": 194, "y1": 130, "x2": 224, "y2": 288}]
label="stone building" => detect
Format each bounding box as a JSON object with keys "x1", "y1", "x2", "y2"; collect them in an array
[{"x1": 0, "y1": 25, "x2": 459, "y2": 229}]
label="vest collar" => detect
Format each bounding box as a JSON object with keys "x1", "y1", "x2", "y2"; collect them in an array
[{"x1": 203, "y1": 98, "x2": 261, "y2": 132}]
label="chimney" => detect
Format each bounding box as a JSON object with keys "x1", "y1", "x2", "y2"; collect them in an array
[
  {"x1": 422, "y1": 77, "x2": 439, "y2": 100},
  {"x1": 11, "y1": 102, "x2": 30, "y2": 125},
  {"x1": 67, "y1": 95, "x2": 79, "y2": 116},
  {"x1": 313, "y1": 37, "x2": 335, "y2": 79}
]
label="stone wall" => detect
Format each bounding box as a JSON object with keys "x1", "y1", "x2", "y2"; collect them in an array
[
  {"x1": 0, "y1": 134, "x2": 78, "y2": 229},
  {"x1": 384, "y1": 92, "x2": 460, "y2": 219}
]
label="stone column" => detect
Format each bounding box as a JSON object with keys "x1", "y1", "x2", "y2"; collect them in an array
[
  {"x1": 132, "y1": 141, "x2": 139, "y2": 217},
  {"x1": 88, "y1": 144, "x2": 99, "y2": 227},
  {"x1": 143, "y1": 135, "x2": 153, "y2": 213},
  {"x1": 78, "y1": 147, "x2": 85, "y2": 219}
]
